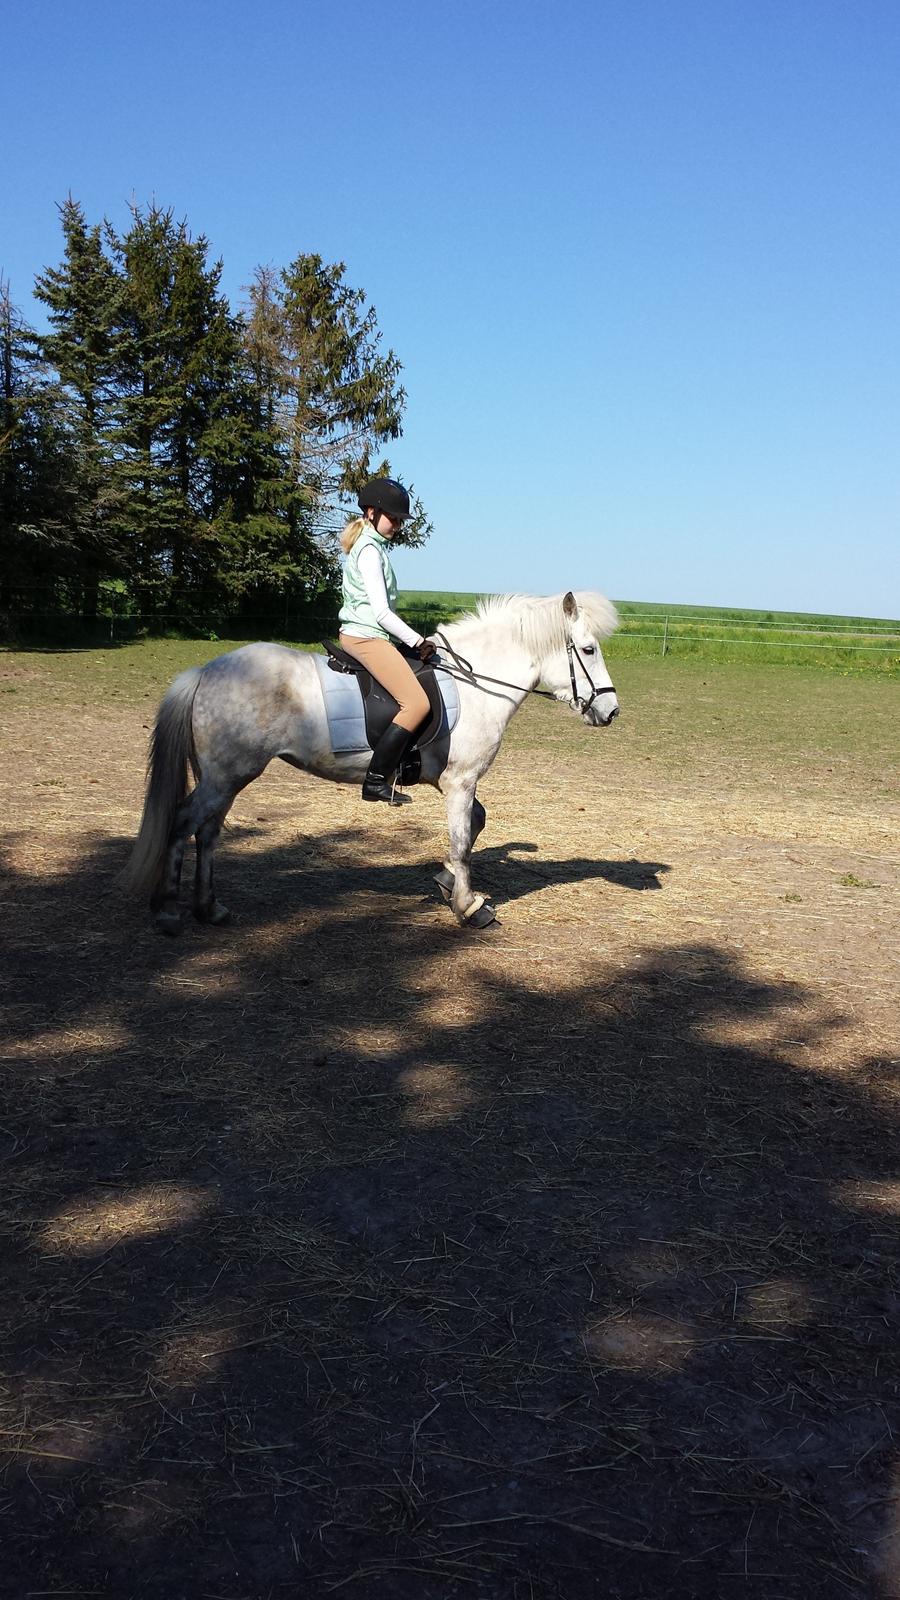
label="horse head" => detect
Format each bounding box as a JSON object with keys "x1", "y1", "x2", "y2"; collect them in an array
[{"x1": 557, "y1": 590, "x2": 619, "y2": 727}]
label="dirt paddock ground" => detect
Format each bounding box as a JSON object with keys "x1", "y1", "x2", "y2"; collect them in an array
[{"x1": 1, "y1": 645, "x2": 899, "y2": 1598}]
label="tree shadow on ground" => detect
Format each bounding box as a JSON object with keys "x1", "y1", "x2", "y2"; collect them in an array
[{"x1": 1, "y1": 834, "x2": 898, "y2": 1599}]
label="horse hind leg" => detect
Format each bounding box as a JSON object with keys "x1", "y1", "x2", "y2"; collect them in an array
[
  {"x1": 152, "y1": 779, "x2": 230, "y2": 935},
  {"x1": 151, "y1": 791, "x2": 201, "y2": 935},
  {"x1": 193, "y1": 806, "x2": 232, "y2": 926},
  {"x1": 192, "y1": 762, "x2": 266, "y2": 926}
]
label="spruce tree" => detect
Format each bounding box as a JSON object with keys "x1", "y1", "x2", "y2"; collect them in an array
[
  {"x1": 0, "y1": 278, "x2": 76, "y2": 614},
  {"x1": 222, "y1": 264, "x2": 333, "y2": 614},
  {"x1": 243, "y1": 254, "x2": 431, "y2": 557},
  {"x1": 33, "y1": 198, "x2": 126, "y2": 613},
  {"x1": 108, "y1": 204, "x2": 255, "y2": 611},
  {"x1": 20, "y1": 202, "x2": 429, "y2": 632}
]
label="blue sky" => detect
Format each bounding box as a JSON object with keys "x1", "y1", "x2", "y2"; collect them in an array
[{"x1": 4, "y1": 0, "x2": 899, "y2": 616}]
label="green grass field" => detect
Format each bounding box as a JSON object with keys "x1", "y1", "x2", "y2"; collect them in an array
[
  {"x1": 398, "y1": 591, "x2": 900, "y2": 677},
  {"x1": 5, "y1": 592, "x2": 898, "y2": 677}
]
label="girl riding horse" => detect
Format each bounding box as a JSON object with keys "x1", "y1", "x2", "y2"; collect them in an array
[{"x1": 338, "y1": 478, "x2": 437, "y2": 803}]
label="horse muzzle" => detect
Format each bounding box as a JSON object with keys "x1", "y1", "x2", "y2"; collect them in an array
[{"x1": 583, "y1": 694, "x2": 618, "y2": 727}]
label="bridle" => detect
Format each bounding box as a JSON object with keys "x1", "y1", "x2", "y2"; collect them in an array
[
  {"x1": 434, "y1": 630, "x2": 616, "y2": 719},
  {"x1": 565, "y1": 638, "x2": 617, "y2": 716}
]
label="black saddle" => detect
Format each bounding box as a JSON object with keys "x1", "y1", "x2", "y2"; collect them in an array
[{"x1": 322, "y1": 642, "x2": 446, "y2": 780}]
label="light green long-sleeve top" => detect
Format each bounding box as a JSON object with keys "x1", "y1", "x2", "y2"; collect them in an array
[{"x1": 339, "y1": 529, "x2": 421, "y2": 647}]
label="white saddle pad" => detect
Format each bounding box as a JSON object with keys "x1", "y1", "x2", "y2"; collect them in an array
[{"x1": 312, "y1": 652, "x2": 461, "y2": 755}]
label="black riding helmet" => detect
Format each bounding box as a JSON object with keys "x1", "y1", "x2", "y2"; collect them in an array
[{"x1": 358, "y1": 477, "x2": 410, "y2": 523}]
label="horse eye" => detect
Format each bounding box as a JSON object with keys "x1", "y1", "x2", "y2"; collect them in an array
[{"x1": 583, "y1": 645, "x2": 596, "y2": 656}]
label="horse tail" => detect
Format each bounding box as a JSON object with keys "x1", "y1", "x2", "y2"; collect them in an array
[{"x1": 121, "y1": 666, "x2": 204, "y2": 897}]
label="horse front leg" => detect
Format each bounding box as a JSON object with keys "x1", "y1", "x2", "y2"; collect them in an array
[
  {"x1": 444, "y1": 784, "x2": 496, "y2": 928},
  {"x1": 434, "y1": 792, "x2": 487, "y2": 905},
  {"x1": 470, "y1": 795, "x2": 487, "y2": 848}
]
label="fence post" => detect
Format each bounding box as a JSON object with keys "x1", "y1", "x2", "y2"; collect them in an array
[{"x1": 662, "y1": 615, "x2": 669, "y2": 656}]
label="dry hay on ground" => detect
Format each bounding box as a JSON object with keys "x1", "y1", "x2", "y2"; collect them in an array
[{"x1": 1, "y1": 655, "x2": 899, "y2": 1599}]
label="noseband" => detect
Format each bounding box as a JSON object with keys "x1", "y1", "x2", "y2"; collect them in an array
[{"x1": 435, "y1": 630, "x2": 616, "y2": 717}]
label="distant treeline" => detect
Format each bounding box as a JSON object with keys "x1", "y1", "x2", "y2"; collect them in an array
[{"x1": 1, "y1": 199, "x2": 429, "y2": 640}]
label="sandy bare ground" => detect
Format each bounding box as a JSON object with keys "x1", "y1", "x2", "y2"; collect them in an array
[{"x1": 1, "y1": 649, "x2": 899, "y2": 1598}]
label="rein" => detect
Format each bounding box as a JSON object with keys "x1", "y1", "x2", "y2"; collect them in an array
[{"x1": 434, "y1": 630, "x2": 615, "y2": 715}]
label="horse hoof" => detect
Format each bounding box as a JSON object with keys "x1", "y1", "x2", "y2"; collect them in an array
[
  {"x1": 470, "y1": 903, "x2": 497, "y2": 929},
  {"x1": 153, "y1": 910, "x2": 182, "y2": 937},
  {"x1": 462, "y1": 898, "x2": 497, "y2": 929},
  {"x1": 194, "y1": 900, "x2": 231, "y2": 926},
  {"x1": 434, "y1": 866, "x2": 455, "y2": 903}
]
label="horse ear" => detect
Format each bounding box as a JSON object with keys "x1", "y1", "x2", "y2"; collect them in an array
[{"x1": 563, "y1": 591, "x2": 577, "y2": 618}]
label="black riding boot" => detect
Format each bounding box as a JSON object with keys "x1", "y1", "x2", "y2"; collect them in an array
[{"x1": 362, "y1": 721, "x2": 416, "y2": 804}]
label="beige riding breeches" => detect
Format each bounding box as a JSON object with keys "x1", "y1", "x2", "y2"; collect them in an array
[{"x1": 338, "y1": 634, "x2": 431, "y2": 732}]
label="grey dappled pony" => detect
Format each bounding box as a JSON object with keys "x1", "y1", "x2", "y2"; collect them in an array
[{"x1": 122, "y1": 590, "x2": 619, "y2": 932}]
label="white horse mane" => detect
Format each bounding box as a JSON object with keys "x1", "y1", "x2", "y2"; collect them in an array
[{"x1": 444, "y1": 591, "x2": 619, "y2": 657}]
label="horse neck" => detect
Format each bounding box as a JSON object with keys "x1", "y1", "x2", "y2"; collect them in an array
[{"x1": 443, "y1": 615, "x2": 542, "y2": 711}]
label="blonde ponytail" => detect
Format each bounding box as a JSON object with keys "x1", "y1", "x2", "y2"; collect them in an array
[{"x1": 340, "y1": 516, "x2": 366, "y2": 554}]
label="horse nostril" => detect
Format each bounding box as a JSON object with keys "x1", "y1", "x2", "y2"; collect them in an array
[{"x1": 608, "y1": 704, "x2": 619, "y2": 721}]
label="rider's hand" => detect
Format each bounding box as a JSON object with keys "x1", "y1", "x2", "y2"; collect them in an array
[{"x1": 416, "y1": 638, "x2": 438, "y2": 662}]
